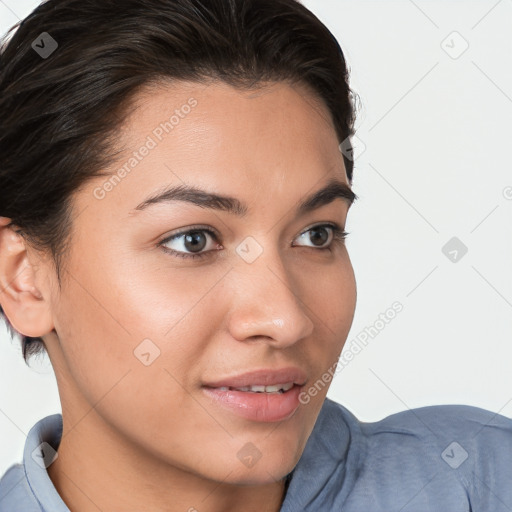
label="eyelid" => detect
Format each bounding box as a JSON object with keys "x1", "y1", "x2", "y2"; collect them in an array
[
  {"x1": 159, "y1": 221, "x2": 344, "y2": 242},
  {"x1": 158, "y1": 224, "x2": 220, "y2": 243}
]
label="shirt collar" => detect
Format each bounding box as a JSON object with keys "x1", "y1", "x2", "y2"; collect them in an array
[
  {"x1": 279, "y1": 398, "x2": 359, "y2": 510},
  {"x1": 23, "y1": 413, "x2": 69, "y2": 511}
]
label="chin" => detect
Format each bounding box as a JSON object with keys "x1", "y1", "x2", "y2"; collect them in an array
[{"x1": 222, "y1": 451, "x2": 299, "y2": 486}]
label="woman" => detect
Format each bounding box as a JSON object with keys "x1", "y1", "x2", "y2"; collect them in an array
[{"x1": 0, "y1": 0, "x2": 511, "y2": 510}]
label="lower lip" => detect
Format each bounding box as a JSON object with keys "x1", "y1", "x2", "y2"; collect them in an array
[{"x1": 202, "y1": 384, "x2": 303, "y2": 422}]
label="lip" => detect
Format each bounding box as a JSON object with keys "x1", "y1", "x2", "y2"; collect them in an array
[
  {"x1": 202, "y1": 384, "x2": 304, "y2": 422},
  {"x1": 202, "y1": 367, "x2": 308, "y2": 389},
  {"x1": 201, "y1": 367, "x2": 308, "y2": 423}
]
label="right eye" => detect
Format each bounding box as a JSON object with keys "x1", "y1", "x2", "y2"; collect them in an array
[{"x1": 158, "y1": 226, "x2": 222, "y2": 260}]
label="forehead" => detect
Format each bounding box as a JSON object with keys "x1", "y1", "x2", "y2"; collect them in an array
[
  {"x1": 121, "y1": 78, "x2": 340, "y2": 157},
  {"x1": 74, "y1": 79, "x2": 349, "y2": 222}
]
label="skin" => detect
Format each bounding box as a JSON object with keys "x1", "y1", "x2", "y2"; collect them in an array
[{"x1": 0, "y1": 79, "x2": 357, "y2": 512}]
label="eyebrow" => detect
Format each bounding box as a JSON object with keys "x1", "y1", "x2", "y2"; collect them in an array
[{"x1": 131, "y1": 177, "x2": 357, "y2": 217}]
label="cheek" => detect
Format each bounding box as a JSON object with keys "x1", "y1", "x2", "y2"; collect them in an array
[
  {"x1": 54, "y1": 270, "x2": 211, "y2": 452},
  {"x1": 308, "y1": 251, "x2": 356, "y2": 339},
  {"x1": 52, "y1": 255, "x2": 205, "y2": 412},
  {"x1": 300, "y1": 253, "x2": 356, "y2": 399}
]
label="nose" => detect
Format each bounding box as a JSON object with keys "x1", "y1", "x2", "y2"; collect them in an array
[{"x1": 226, "y1": 250, "x2": 315, "y2": 349}]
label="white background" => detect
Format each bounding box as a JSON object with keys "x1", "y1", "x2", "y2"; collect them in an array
[{"x1": 1, "y1": 0, "x2": 511, "y2": 478}]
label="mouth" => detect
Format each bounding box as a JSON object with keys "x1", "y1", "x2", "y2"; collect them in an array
[
  {"x1": 204, "y1": 381, "x2": 296, "y2": 394},
  {"x1": 201, "y1": 381, "x2": 306, "y2": 423},
  {"x1": 201, "y1": 367, "x2": 308, "y2": 422}
]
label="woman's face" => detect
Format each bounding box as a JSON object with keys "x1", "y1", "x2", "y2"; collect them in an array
[{"x1": 43, "y1": 79, "x2": 357, "y2": 485}]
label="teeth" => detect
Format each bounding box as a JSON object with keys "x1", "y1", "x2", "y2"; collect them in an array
[{"x1": 225, "y1": 382, "x2": 294, "y2": 393}]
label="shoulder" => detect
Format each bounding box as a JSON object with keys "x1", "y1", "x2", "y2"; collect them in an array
[
  {"x1": 364, "y1": 402, "x2": 512, "y2": 451},
  {"x1": 360, "y1": 402, "x2": 512, "y2": 468},
  {"x1": 352, "y1": 403, "x2": 512, "y2": 510},
  {"x1": 310, "y1": 399, "x2": 512, "y2": 456},
  {"x1": 315, "y1": 398, "x2": 512, "y2": 442}
]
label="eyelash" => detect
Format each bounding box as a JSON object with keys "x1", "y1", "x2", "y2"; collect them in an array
[{"x1": 158, "y1": 223, "x2": 349, "y2": 260}]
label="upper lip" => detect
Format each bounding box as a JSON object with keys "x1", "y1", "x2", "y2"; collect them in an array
[{"x1": 202, "y1": 367, "x2": 308, "y2": 389}]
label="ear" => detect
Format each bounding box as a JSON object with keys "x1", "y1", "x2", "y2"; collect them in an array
[{"x1": 0, "y1": 217, "x2": 55, "y2": 338}]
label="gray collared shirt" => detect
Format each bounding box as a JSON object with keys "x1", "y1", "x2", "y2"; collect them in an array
[{"x1": 2, "y1": 398, "x2": 512, "y2": 511}]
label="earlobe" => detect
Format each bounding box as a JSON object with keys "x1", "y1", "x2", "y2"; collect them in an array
[{"x1": 0, "y1": 217, "x2": 54, "y2": 338}]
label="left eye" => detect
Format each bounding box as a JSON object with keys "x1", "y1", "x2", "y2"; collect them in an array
[{"x1": 158, "y1": 223, "x2": 348, "y2": 260}]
